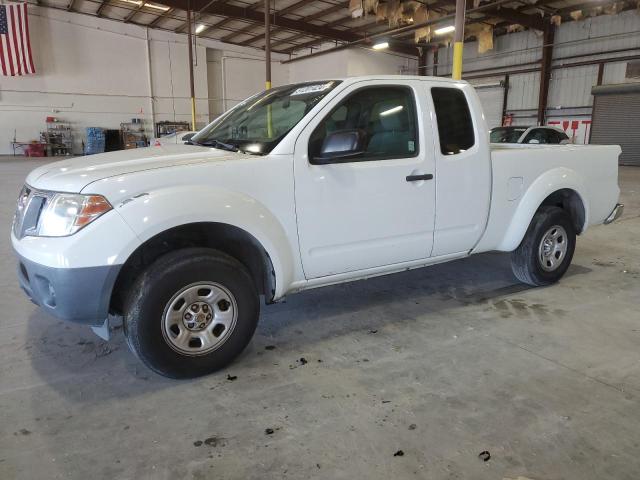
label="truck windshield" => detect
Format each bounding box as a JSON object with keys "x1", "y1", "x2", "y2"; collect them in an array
[{"x1": 191, "y1": 81, "x2": 341, "y2": 155}]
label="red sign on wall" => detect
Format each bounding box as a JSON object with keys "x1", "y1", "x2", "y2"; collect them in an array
[{"x1": 547, "y1": 118, "x2": 592, "y2": 144}]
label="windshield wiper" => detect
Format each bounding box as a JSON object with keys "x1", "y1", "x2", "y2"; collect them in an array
[{"x1": 189, "y1": 139, "x2": 239, "y2": 152}]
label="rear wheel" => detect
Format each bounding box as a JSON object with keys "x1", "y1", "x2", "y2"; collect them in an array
[
  {"x1": 124, "y1": 248, "x2": 259, "y2": 379},
  {"x1": 511, "y1": 206, "x2": 576, "y2": 287}
]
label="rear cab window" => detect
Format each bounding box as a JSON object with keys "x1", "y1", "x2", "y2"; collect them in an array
[{"x1": 431, "y1": 87, "x2": 475, "y2": 155}]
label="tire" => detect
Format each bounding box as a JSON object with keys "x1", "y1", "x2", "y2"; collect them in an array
[
  {"x1": 123, "y1": 247, "x2": 259, "y2": 379},
  {"x1": 510, "y1": 206, "x2": 576, "y2": 287}
]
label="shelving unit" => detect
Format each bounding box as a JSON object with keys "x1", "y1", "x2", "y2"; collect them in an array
[
  {"x1": 41, "y1": 121, "x2": 73, "y2": 156},
  {"x1": 121, "y1": 120, "x2": 148, "y2": 149},
  {"x1": 155, "y1": 121, "x2": 191, "y2": 139}
]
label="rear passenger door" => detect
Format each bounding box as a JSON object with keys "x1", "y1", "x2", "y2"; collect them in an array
[{"x1": 293, "y1": 80, "x2": 437, "y2": 279}]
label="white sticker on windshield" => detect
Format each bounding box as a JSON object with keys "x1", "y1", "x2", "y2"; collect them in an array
[{"x1": 291, "y1": 83, "x2": 332, "y2": 96}]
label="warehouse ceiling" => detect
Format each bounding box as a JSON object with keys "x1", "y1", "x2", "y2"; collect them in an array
[{"x1": 34, "y1": 0, "x2": 638, "y2": 57}]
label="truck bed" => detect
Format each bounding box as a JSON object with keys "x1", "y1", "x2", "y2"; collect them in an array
[{"x1": 474, "y1": 144, "x2": 621, "y2": 253}]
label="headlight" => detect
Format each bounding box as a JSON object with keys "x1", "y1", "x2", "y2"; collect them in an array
[{"x1": 38, "y1": 193, "x2": 112, "y2": 237}]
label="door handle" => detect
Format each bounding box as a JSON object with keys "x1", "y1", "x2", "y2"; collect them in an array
[{"x1": 406, "y1": 174, "x2": 434, "y2": 182}]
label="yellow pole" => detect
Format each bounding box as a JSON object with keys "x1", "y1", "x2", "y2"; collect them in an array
[
  {"x1": 186, "y1": 2, "x2": 197, "y2": 130},
  {"x1": 190, "y1": 97, "x2": 197, "y2": 131},
  {"x1": 452, "y1": 0, "x2": 466, "y2": 80},
  {"x1": 452, "y1": 42, "x2": 464, "y2": 80},
  {"x1": 265, "y1": 0, "x2": 273, "y2": 138},
  {"x1": 266, "y1": 97, "x2": 273, "y2": 138}
]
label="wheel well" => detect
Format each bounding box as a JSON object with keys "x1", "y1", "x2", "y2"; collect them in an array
[
  {"x1": 540, "y1": 189, "x2": 586, "y2": 234},
  {"x1": 110, "y1": 222, "x2": 276, "y2": 316}
]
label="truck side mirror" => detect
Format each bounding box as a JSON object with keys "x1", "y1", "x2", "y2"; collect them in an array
[{"x1": 311, "y1": 129, "x2": 366, "y2": 164}]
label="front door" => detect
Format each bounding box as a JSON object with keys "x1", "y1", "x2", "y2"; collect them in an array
[{"x1": 293, "y1": 80, "x2": 437, "y2": 279}]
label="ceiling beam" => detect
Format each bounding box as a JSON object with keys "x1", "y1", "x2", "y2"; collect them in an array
[
  {"x1": 236, "y1": 1, "x2": 348, "y2": 46},
  {"x1": 193, "y1": 16, "x2": 233, "y2": 37},
  {"x1": 285, "y1": 0, "x2": 518, "y2": 60},
  {"x1": 272, "y1": 0, "x2": 320, "y2": 17},
  {"x1": 486, "y1": 6, "x2": 545, "y2": 30},
  {"x1": 155, "y1": 0, "x2": 366, "y2": 43},
  {"x1": 96, "y1": 0, "x2": 109, "y2": 16},
  {"x1": 277, "y1": 19, "x2": 379, "y2": 51},
  {"x1": 234, "y1": 0, "x2": 352, "y2": 45},
  {"x1": 218, "y1": 0, "x2": 263, "y2": 42},
  {"x1": 124, "y1": 1, "x2": 147, "y2": 22},
  {"x1": 174, "y1": 0, "x2": 229, "y2": 32},
  {"x1": 147, "y1": 7, "x2": 174, "y2": 27},
  {"x1": 221, "y1": 22, "x2": 260, "y2": 43},
  {"x1": 298, "y1": 1, "x2": 347, "y2": 22},
  {"x1": 277, "y1": 0, "x2": 469, "y2": 53}
]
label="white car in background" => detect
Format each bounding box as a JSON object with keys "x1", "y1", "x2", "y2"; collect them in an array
[
  {"x1": 154, "y1": 130, "x2": 198, "y2": 146},
  {"x1": 491, "y1": 126, "x2": 571, "y2": 144}
]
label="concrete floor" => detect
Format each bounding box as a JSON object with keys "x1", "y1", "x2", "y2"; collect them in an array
[{"x1": 0, "y1": 156, "x2": 639, "y2": 480}]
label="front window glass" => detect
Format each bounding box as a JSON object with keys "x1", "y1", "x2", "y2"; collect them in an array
[
  {"x1": 192, "y1": 81, "x2": 341, "y2": 154},
  {"x1": 308, "y1": 86, "x2": 419, "y2": 162}
]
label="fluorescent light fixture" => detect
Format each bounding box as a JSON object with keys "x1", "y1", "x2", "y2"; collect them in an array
[
  {"x1": 372, "y1": 41, "x2": 389, "y2": 50},
  {"x1": 121, "y1": 0, "x2": 170, "y2": 10},
  {"x1": 195, "y1": 24, "x2": 207, "y2": 34},
  {"x1": 434, "y1": 25, "x2": 455, "y2": 35},
  {"x1": 380, "y1": 105, "x2": 403, "y2": 117},
  {"x1": 146, "y1": 2, "x2": 170, "y2": 11}
]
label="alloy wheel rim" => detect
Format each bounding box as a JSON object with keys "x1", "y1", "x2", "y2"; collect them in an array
[
  {"x1": 538, "y1": 225, "x2": 568, "y2": 272},
  {"x1": 161, "y1": 282, "x2": 238, "y2": 356}
]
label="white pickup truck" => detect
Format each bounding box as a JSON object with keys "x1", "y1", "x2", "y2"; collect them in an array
[{"x1": 12, "y1": 76, "x2": 623, "y2": 378}]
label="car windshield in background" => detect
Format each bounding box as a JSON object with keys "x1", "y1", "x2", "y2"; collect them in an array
[
  {"x1": 192, "y1": 81, "x2": 341, "y2": 155},
  {"x1": 490, "y1": 127, "x2": 527, "y2": 143}
]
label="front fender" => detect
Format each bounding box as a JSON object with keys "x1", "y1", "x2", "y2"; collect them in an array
[{"x1": 115, "y1": 186, "x2": 296, "y2": 299}]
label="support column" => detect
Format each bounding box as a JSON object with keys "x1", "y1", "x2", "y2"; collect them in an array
[
  {"x1": 187, "y1": 0, "x2": 196, "y2": 130},
  {"x1": 264, "y1": 0, "x2": 271, "y2": 90},
  {"x1": 501, "y1": 74, "x2": 510, "y2": 126},
  {"x1": 596, "y1": 62, "x2": 604, "y2": 86},
  {"x1": 537, "y1": 25, "x2": 555, "y2": 126},
  {"x1": 418, "y1": 47, "x2": 428, "y2": 76},
  {"x1": 433, "y1": 47, "x2": 439, "y2": 76},
  {"x1": 265, "y1": 0, "x2": 272, "y2": 138},
  {"x1": 452, "y1": 0, "x2": 466, "y2": 80},
  {"x1": 145, "y1": 28, "x2": 155, "y2": 136}
]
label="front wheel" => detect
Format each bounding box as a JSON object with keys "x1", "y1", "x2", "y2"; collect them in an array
[
  {"x1": 510, "y1": 206, "x2": 576, "y2": 287},
  {"x1": 124, "y1": 248, "x2": 259, "y2": 379}
]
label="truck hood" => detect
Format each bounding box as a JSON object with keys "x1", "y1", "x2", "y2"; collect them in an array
[{"x1": 26, "y1": 144, "x2": 243, "y2": 192}]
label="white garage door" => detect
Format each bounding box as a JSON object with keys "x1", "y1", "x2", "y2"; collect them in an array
[{"x1": 474, "y1": 84, "x2": 505, "y2": 129}]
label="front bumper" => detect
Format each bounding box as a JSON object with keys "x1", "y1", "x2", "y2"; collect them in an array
[
  {"x1": 16, "y1": 253, "x2": 121, "y2": 326},
  {"x1": 604, "y1": 203, "x2": 624, "y2": 225}
]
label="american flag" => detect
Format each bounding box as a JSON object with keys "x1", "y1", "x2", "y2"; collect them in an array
[{"x1": 0, "y1": 2, "x2": 35, "y2": 76}]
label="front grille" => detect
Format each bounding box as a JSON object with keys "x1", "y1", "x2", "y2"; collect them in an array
[{"x1": 13, "y1": 186, "x2": 48, "y2": 239}]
